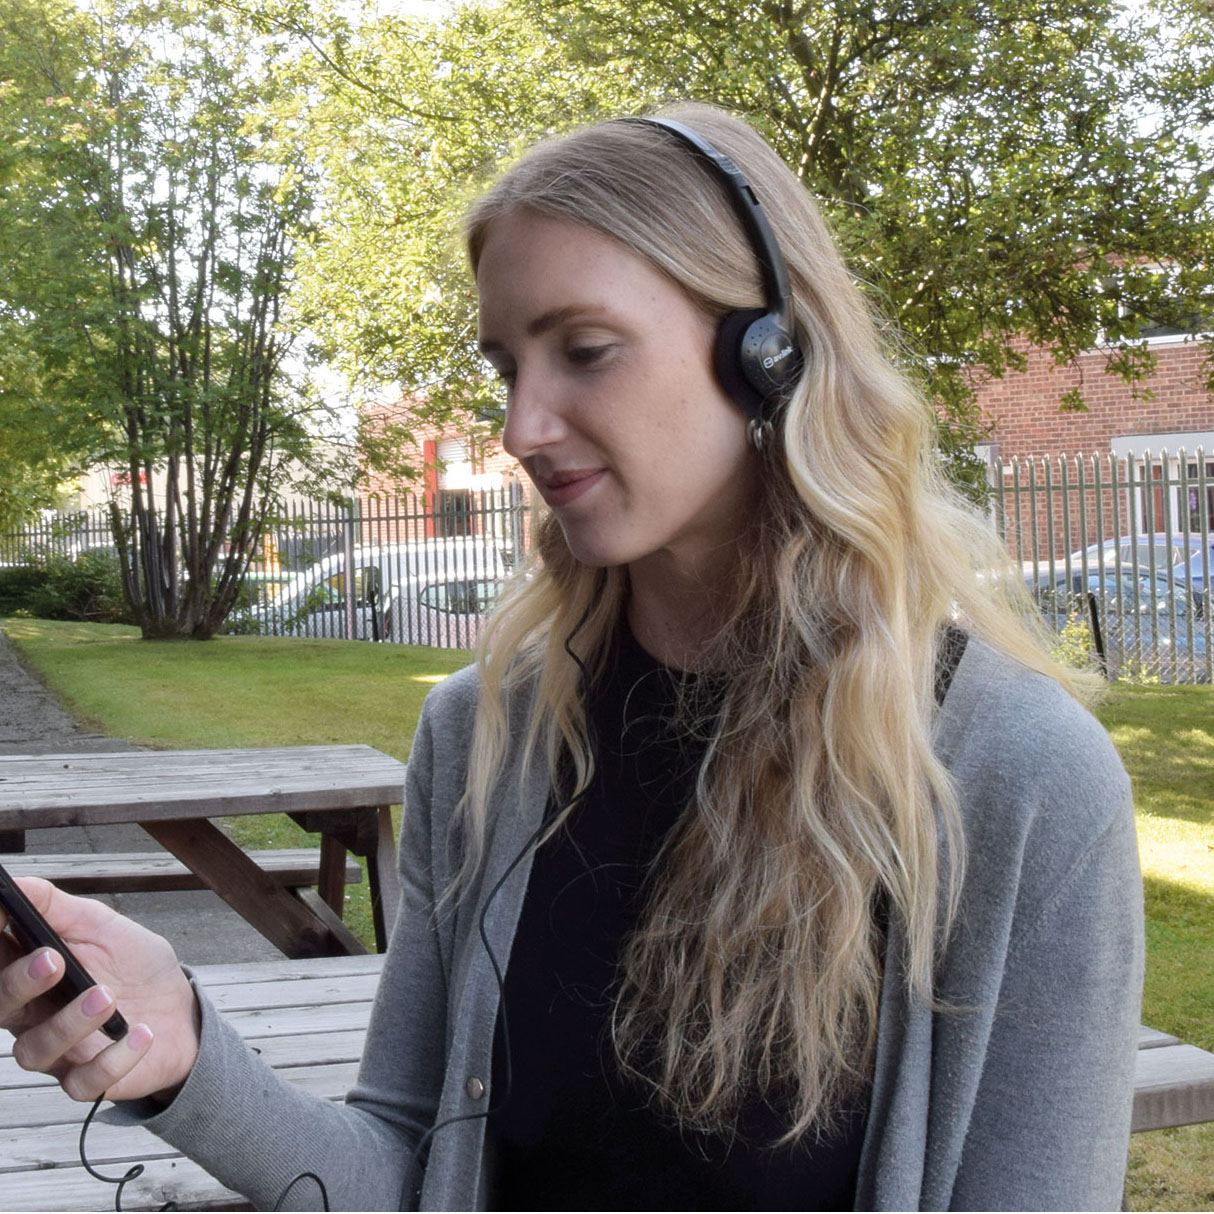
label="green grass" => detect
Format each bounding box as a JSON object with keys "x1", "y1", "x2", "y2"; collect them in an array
[
  {"x1": 1094, "y1": 684, "x2": 1214, "y2": 1211},
  {"x1": 0, "y1": 617, "x2": 468, "y2": 760},
  {"x1": 1094, "y1": 685, "x2": 1214, "y2": 1054},
  {"x1": 5, "y1": 619, "x2": 1213, "y2": 1208}
]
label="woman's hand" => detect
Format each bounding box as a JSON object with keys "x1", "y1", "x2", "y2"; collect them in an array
[{"x1": 0, "y1": 877, "x2": 200, "y2": 1104}]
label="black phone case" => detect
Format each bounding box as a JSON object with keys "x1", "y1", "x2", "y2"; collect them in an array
[{"x1": 0, "y1": 862, "x2": 128, "y2": 1040}]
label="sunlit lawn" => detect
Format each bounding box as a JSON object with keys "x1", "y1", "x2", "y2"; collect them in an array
[{"x1": 1094, "y1": 684, "x2": 1214, "y2": 1211}]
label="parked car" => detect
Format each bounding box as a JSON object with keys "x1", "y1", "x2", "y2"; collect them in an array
[
  {"x1": 386, "y1": 572, "x2": 504, "y2": 648},
  {"x1": 1067, "y1": 533, "x2": 1214, "y2": 603},
  {"x1": 1027, "y1": 567, "x2": 1210, "y2": 682},
  {"x1": 234, "y1": 539, "x2": 509, "y2": 648}
]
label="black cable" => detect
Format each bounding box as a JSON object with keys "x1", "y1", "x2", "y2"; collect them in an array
[
  {"x1": 80, "y1": 1096, "x2": 177, "y2": 1212},
  {"x1": 79, "y1": 1091, "x2": 329, "y2": 1213},
  {"x1": 399, "y1": 586, "x2": 602, "y2": 1209},
  {"x1": 273, "y1": 1171, "x2": 330, "y2": 1210},
  {"x1": 77, "y1": 586, "x2": 605, "y2": 1213}
]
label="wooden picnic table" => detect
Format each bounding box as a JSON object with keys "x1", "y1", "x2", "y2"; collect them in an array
[
  {"x1": 0, "y1": 746, "x2": 406, "y2": 957},
  {"x1": 2, "y1": 953, "x2": 1213, "y2": 1211}
]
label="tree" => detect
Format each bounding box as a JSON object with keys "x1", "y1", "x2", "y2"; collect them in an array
[
  {"x1": 247, "y1": 0, "x2": 633, "y2": 479},
  {"x1": 283, "y1": 0, "x2": 1214, "y2": 495},
  {"x1": 521, "y1": 0, "x2": 1214, "y2": 475},
  {"x1": 0, "y1": 0, "x2": 342, "y2": 637}
]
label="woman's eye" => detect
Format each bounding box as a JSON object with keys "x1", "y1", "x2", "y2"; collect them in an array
[{"x1": 567, "y1": 344, "x2": 612, "y2": 368}]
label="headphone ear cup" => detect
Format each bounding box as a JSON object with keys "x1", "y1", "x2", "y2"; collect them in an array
[{"x1": 714, "y1": 308, "x2": 768, "y2": 421}]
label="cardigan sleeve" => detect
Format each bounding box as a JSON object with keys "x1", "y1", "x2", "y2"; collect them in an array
[
  {"x1": 920, "y1": 648, "x2": 1145, "y2": 1211},
  {"x1": 104, "y1": 688, "x2": 459, "y2": 1211},
  {"x1": 946, "y1": 777, "x2": 1144, "y2": 1210}
]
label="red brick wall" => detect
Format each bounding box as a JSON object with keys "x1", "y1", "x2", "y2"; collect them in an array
[
  {"x1": 356, "y1": 405, "x2": 536, "y2": 555},
  {"x1": 973, "y1": 338, "x2": 1214, "y2": 457}
]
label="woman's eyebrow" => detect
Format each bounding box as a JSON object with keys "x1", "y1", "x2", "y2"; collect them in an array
[{"x1": 478, "y1": 305, "x2": 610, "y2": 355}]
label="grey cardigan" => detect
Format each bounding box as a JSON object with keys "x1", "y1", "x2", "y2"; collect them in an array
[{"x1": 120, "y1": 637, "x2": 1144, "y2": 1210}]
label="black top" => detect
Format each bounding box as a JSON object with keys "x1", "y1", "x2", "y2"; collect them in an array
[{"x1": 487, "y1": 626, "x2": 868, "y2": 1210}]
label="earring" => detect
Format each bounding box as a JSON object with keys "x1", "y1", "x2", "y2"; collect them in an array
[{"x1": 747, "y1": 417, "x2": 773, "y2": 451}]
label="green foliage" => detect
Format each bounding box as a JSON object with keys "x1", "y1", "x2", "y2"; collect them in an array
[
  {"x1": 1118, "y1": 658, "x2": 1164, "y2": 687},
  {"x1": 29, "y1": 551, "x2": 135, "y2": 624},
  {"x1": 1052, "y1": 609, "x2": 1098, "y2": 671},
  {"x1": 0, "y1": 553, "x2": 135, "y2": 623},
  {"x1": 275, "y1": 0, "x2": 1214, "y2": 488},
  {"x1": 521, "y1": 0, "x2": 1214, "y2": 405},
  {"x1": 261, "y1": 0, "x2": 637, "y2": 479},
  {"x1": 0, "y1": 564, "x2": 49, "y2": 615},
  {"x1": 0, "y1": 0, "x2": 352, "y2": 637}
]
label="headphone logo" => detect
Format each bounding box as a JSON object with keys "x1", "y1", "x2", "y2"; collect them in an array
[{"x1": 763, "y1": 345, "x2": 794, "y2": 370}]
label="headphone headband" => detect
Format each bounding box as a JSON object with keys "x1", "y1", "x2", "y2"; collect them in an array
[
  {"x1": 624, "y1": 115, "x2": 806, "y2": 428},
  {"x1": 636, "y1": 117, "x2": 794, "y2": 317}
]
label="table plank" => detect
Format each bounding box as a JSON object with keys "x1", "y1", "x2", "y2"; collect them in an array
[
  {"x1": 1138, "y1": 1025, "x2": 1182, "y2": 1050},
  {"x1": 0, "y1": 1063, "x2": 357, "y2": 1138},
  {"x1": 1131, "y1": 1043, "x2": 1214, "y2": 1132},
  {"x1": 2, "y1": 1155, "x2": 248, "y2": 1212},
  {"x1": 0, "y1": 746, "x2": 406, "y2": 830},
  {"x1": 188, "y1": 953, "x2": 386, "y2": 987},
  {"x1": 0, "y1": 848, "x2": 362, "y2": 893}
]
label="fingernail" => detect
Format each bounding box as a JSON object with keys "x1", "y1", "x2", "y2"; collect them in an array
[
  {"x1": 82, "y1": 986, "x2": 114, "y2": 1017},
  {"x1": 28, "y1": 949, "x2": 58, "y2": 981},
  {"x1": 126, "y1": 1023, "x2": 154, "y2": 1051}
]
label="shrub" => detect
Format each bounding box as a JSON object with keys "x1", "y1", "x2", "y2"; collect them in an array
[
  {"x1": 0, "y1": 564, "x2": 51, "y2": 615},
  {"x1": 1053, "y1": 609, "x2": 1097, "y2": 672},
  {"x1": 24, "y1": 552, "x2": 136, "y2": 625}
]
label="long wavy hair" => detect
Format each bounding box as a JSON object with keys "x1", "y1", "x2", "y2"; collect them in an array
[{"x1": 457, "y1": 104, "x2": 1077, "y2": 1142}]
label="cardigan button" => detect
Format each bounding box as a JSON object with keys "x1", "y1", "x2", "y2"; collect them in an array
[{"x1": 466, "y1": 1076, "x2": 486, "y2": 1100}]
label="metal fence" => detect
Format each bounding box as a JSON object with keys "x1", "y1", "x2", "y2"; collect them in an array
[
  {"x1": 6, "y1": 457, "x2": 1212, "y2": 676},
  {"x1": 992, "y1": 450, "x2": 1213, "y2": 684},
  {"x1": 1, "y1": 487, "x2": 531, "y2": 650},
  {"x1": 232, "y1": 488, "x2": 530, "y2": 648},
  {"x1": 0, "y1": 509, "x2": 115, "y2": 565}
]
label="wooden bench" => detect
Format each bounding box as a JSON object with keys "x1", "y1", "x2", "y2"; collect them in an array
[
  {"x1": 1134, "y1": 1024, "x2": 1214, "y2": 1133},
  {"x1": 1, "y1": 848, "x2": 371, "y2": 957},
  {"x1": 0, "y1": 848, "x2": 362, "y2": 896},
  {"x1": 1, "y1": 954, "x2": 1212, "y2": 1211}
]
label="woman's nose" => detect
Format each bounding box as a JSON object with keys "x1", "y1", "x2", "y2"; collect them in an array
[{"x1": 501, "y1": 368, "x2": 565, "y2": 460}]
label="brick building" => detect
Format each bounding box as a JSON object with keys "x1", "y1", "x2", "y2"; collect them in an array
[
  {"x1": 357, "y1": 415, "x2": 534, "y2": 564},
  {"x1": 972, "y1": 335, "x2": 1214, "y2": 562}
]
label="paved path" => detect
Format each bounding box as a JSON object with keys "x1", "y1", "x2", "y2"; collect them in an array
[{"x1": 0, "y1": 628, "x2": 282, "y2": 964}]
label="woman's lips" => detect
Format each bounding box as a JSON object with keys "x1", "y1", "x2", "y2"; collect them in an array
[{"x1": 537, "y1": 468, "x2": 606, "y2": 508}]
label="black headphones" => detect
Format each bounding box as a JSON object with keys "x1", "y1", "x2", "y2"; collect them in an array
[{"x1": 628, "y1": 116, "x2": 806, "y2": 439}]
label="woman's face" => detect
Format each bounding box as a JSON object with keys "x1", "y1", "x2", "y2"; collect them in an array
[{"x1": 476, "y1": 209, "x2": 757, "y2": 578}]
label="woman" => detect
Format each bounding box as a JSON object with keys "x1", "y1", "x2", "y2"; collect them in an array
[{"x1": 0, "y1": 105, "x2": 1142, "y2": 1210}]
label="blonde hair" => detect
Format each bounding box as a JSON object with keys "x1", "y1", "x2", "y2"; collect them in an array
[{"x1": 459, "y1": 104, "x2": 1077, "y2": 1141}]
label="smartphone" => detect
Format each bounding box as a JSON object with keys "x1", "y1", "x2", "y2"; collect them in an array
[{"x1": 0, "y1": 861, "x2": 128, "y2": 1040}]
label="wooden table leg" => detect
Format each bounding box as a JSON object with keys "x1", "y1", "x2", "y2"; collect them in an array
[
  {"x1": 367, "y1": 805, "x2": 401, "y2": 951},
  {"x1": 317, "y1": 833, "x2": 348, "y2": 916},
  {"x1": 140, "y1": 819, "x2": 352, "y2": 958},
  {"x1": 289, "y1": 805, "x2": 400, "y2": 953}
]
